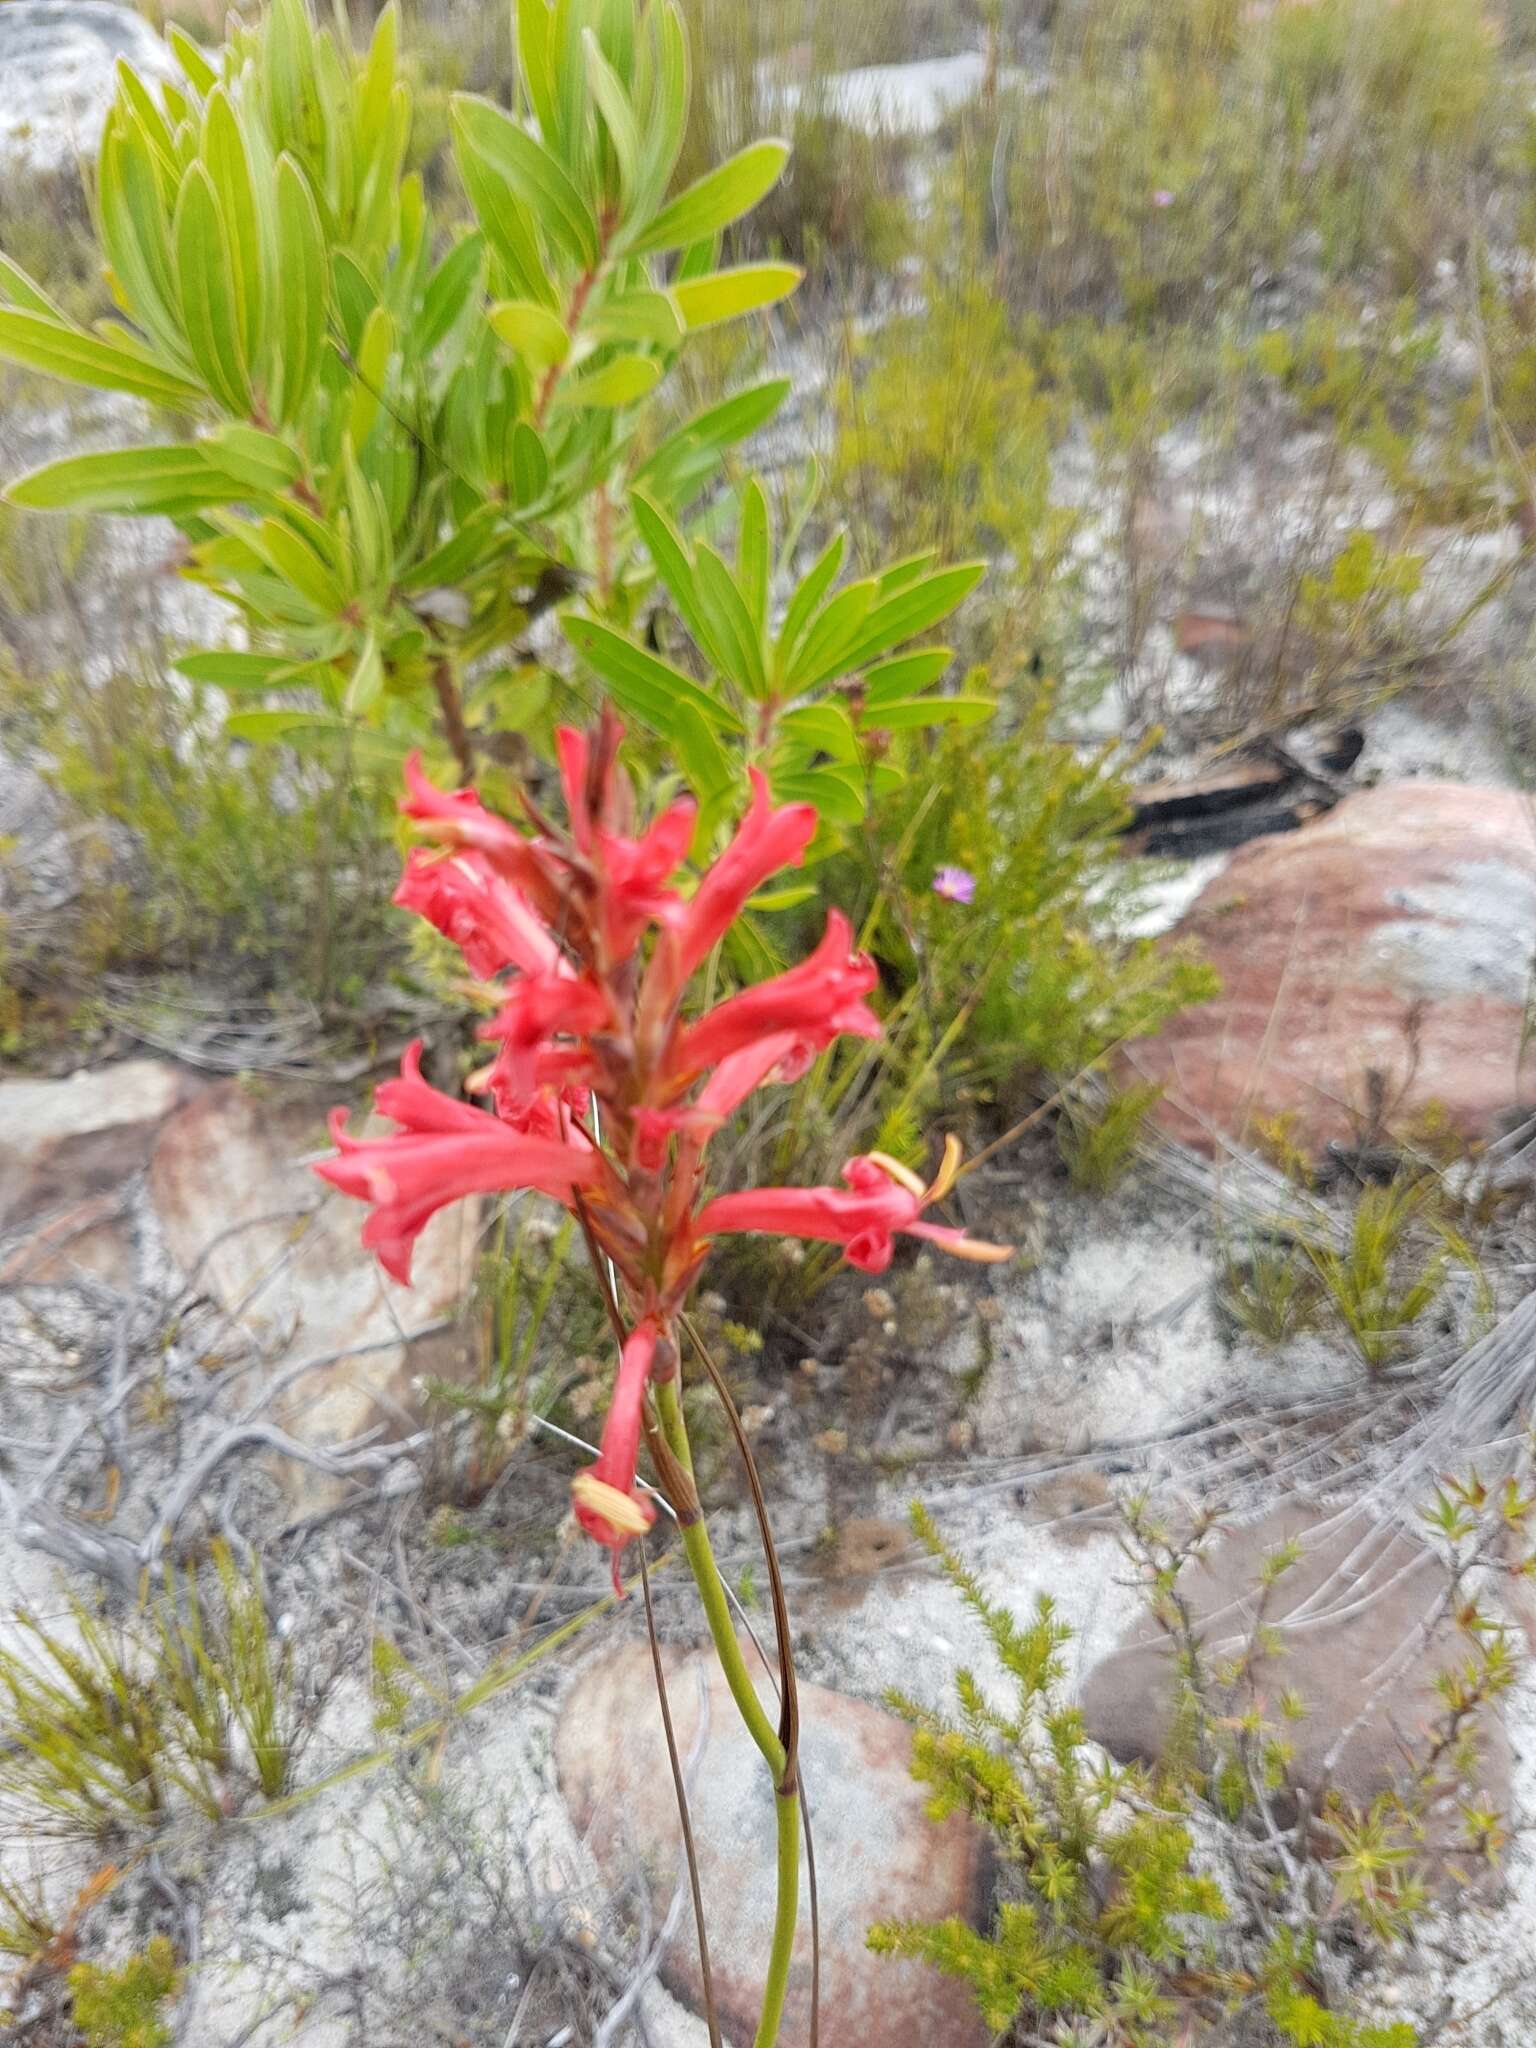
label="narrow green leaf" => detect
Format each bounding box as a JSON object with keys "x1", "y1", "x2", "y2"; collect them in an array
[
  {"x1": 630, "y1": 491, "x2": 713, "y2": 655},
  {"x1": 560, "y1": 614, "x2": 741, "y2": 734},
  {"x1": 5, "y1": 445, "x2": 227, "y2": 514},
  {"x1": 632, "y1": 376, "x2": 789, "y2": 500},
  {"x1": 345, "y1": 633, "x2": 385, "y2": 714},
  {"x1": 840, "y1": 562, "x2": 987, "y2": 669},
  {"x1": 348, "y1": 303, "x2": 394, "y2": 447},
  {"x1": 585, "y1": 289, "x2": 682, "y2": 349},
  {"x1": 777, "y1": 702, "x2": 860, "y2": 760},
  {"x1": 175, "y1": 650, "x2": 303, "y2": 690},
  {"x1": 860, "y1": 695, "x2": 995, "y2": 730},
  {"x1": 0, "y1": 256, "x2": 67, "y2": 320},
  {"x1": 515, "y1": 0, "x2": 558, "y2": 138},
  {"x1": 202, "y1": 87, "x2": 265, "y2": 368},
  {"x1": 784, "y1": 577, "x2": 878, "y2": 688},
  {"x1": 773, "y1": 762, "x2": 865, "y2": 826},
  {"x1": 775, "y1": 530, "x2": 846, "y2": 666},
  {"x1": 419, "y1": 234, "x2": 484, "y2": 354},
  {"x1": 451, "y1": 95, "x2": 599, "y2": 267},
  {"x1": 507, "y1": 422, "x2": 549, "y2": 506},
  {"x1": 490, "y1": 298, "x2": 569, "y2": 369},
  {"x1": 860, "y1": 649, "x2": 953, "y2": 706},
  {"x1": 0, "y1": 309, "x2": 204, "y2": 407},
  {"x1": 96, "y1": 124, "x2": 182, "y2": 361},
  {"x1": 167, "y1": 24, "x2": 218, "y2": 95},
  {"x1": 174, "y1": 163, "x2": 250, "y2": 412},
  {"x1": 693, "y1": 543, "x2": 766, "y2": 695},
  {"x1": 737, "y1": 478, "x2": 769, "y2": 633},
  {"x1": 273, "y1": 157, "x2": 325, "y2": 426},
  {"x1": 628, "y1": 138, "x2": 789, "y2": 256},
  {"x1": 453, "y1": 122, "x2": 553, "y2": 306},
  {"x1": 583, "y1": 28, "x2": 640, "y2": 200},
  {"x1": 225, "y1": 708, "x2": 353, "y2": 742},
  {"x1": 671, "y1": 263, "x2": 800, "y2": 331},
  {"x1": 552, "y1": 353, "x2": 661, "y2": 409},
  {"x1": 206, "y1": 425, "x2": 302, "y2": 495}
]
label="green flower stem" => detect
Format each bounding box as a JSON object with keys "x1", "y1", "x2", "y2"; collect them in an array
[{"x1": 654, "y1": 1374, "x2": 800, "y2": 2048}]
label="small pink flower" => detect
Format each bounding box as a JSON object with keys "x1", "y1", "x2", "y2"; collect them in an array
[
  {"x1": 1152, "y1": 188, "x2": 1176, "y2": 208},
  {"x1": 932, "y1": 865, "x2": 976, "y2": 905}
]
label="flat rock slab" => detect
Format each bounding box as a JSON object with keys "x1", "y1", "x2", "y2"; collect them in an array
[
  {"x1": 0, "y1": 1058, "x2": 200, "y2": 1235},
  {"x1": 1082, "y1": 1503, "x2": 1512, "y2": 1832},
  {"x1": 147, "y1": 1080, "x2": 480, "y2": 1511},
  {"x1": 1129, "y1": 782, "x2": 1536, "y2": 1156},
  {"x1": 0, "y1": 2, "x2": 179, "y2": 170},
  {"x1": 556, "y1": 1638, "x2": 992, "y2": 2048}
]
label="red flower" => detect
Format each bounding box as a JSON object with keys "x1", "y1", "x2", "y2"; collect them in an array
[
  {"x1": 649, "y1": 770, "x2": 816, "y2": 1001},
  {"x1": 554, "y1": 723, "x2": 695, "y2": 960},
  {"x1": 477, "y1": 969, "x2": 612, "y2": 1104},
  {"x1": 674, "y1": 911, "x2": 879, "y2": 1079},
  {"x1": 394, "y1": 848, "x2": 564, "y2": 981},
  {"x1": 315, "y1": 1042, "x2": 602, "y2": 1284},
  {"x1": 696, "y1": 1147, "x2": 1012, "y2": 1275},
  {"x1": 571, "y1": 1318, "x2": 660, "y2": 1593},
  {"x1": 592, "y1": 801, "x2": 696, "y2": 958},
  {"x1": 401, "y1": 752, "x2": 534, "y2": 868}
]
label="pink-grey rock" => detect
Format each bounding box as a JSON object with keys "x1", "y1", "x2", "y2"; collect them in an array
[
  {"x1": 147, "y1": 1080, "x2": 480, "y2": 1510},
  {"x1": 1081, "y1": 1504, "x2": 1512, "y2": 1831},
  {"x1": 555, "y1": 1638, "x2": 992, "y2": 2048},
  {"x1": 1129, "y1": 782, "x2": 1536, "y2": 1156},
  {"x1": 0, "y1": 1058, "x2": 199, "y2": 1234}
]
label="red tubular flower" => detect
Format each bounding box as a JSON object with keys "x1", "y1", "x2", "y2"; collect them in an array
[
  {"x1": 696, "y1": 1150, "x2": 1012, "y2": 1275},
  {"x1": 316, "y1": 1042, "x2": 602, "y2": 1284},
  {"x1": 651, "y1": 769, "x2": 817, "y2": 998},
  {"x1": 674, "y1": 911, "x2": 879, "y2": 1079},
  {"x1": 394, "y1": 848, "x2": 565, "y2": 981},
  {"x1": 322, "y1": 732, "x2": 1012, "y2": 1594},
  {"x1": 401, "y1": 752, "x2": 533, "y2": 866},
  {"x1": 571, "y1": 1318, "x2": 660, "y2": 1594},
  {"x1": 478, "y1": 970, "x2": 612, "y2": 1104}
]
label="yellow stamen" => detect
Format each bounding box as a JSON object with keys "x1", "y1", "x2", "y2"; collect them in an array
[
  {"x1": 571, "y1": 1472, "x2": 652, "y2": 1536},
  {"x1": 924, "y1": 1133, "x2": 964, "y2": 1206},
  {"x1": 868, "y1": 1151, "x2": 927, "y2": 1199},
  {"x1": 937, "y1": 1236, "x2": 1014, "y2": 1264}
]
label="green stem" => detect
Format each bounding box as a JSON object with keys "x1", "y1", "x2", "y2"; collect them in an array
[{"x1": 654, "y1": 1375, "x2": 800, "y2": 2048}]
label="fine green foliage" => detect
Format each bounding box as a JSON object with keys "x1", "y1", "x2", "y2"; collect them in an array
[
  {"x1": 2, "y1": 657, "x2": 403, "y2": 1022},
  {"x1": 1220, "y1": 1172, "x2": 1487, "y2": 1372},
  {"x1": 884, "y1": 1487, "x2": 1523, "y2": 2045},
  {"x1": 68, "y1": 1935, "x2": 180, "y2": 2048},
  {"x1": 0, "y1": 1546, "x2": 297, "y2": 1841},
  {"x1": 1057, "y1": 1082, "x2": 1163, "y2": 1194},
  {"x1": 869, "y1": 1504, "x2": 1227, "y2": 2045}
]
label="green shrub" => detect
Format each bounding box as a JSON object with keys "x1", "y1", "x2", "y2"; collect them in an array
[
  {"x1": 879, "y1": 1487, "x2": 1522, "y2": 2045},
  {"x1": 0, "y1": 1545, "x2": 298, "y2": 1841},
  {"x1": 869, "y1": 1504, "x2": 1229, "y2": 2045},
  {"x1": 1, "y1": 657, "x2": 404, "y2": 1028},
  {"x1": 68, "y1": 1935, "x2": 180, "y2": 2048}
]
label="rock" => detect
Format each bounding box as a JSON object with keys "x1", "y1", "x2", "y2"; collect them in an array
[
  {"x1": 0, "y1": 1191, "x2": 135, "y2": 1290},
  {"x1": 764, "y1": 50, "x2": 1026, "y2": 138},
  {"x1": 147, "y1": 1080, "x2": 480, "y2": 1512},
  {"x1": 1128, "y1": 782, "x2": 1536, "y2": 1157},
  {"x1": 556, "y1": 1638, "x2": 992, "y2": 2048},
  {"x1": 0, "y1": 1059, "x2": 199, "y2": 1234},
  {"x1": 0, "y1": 2, "x2": 179, "y2": 171},
  {"x1": 1081, "y1": 1503, "x2": 1512, "y2": 1829}
]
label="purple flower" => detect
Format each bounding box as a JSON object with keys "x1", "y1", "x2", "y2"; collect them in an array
[
  {"x1": 931, "y1": 866, "x2": 976, "y2": 906},
  {"x1": 1152, "y1": 188, "x2": 1176, "y2": 208}
]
